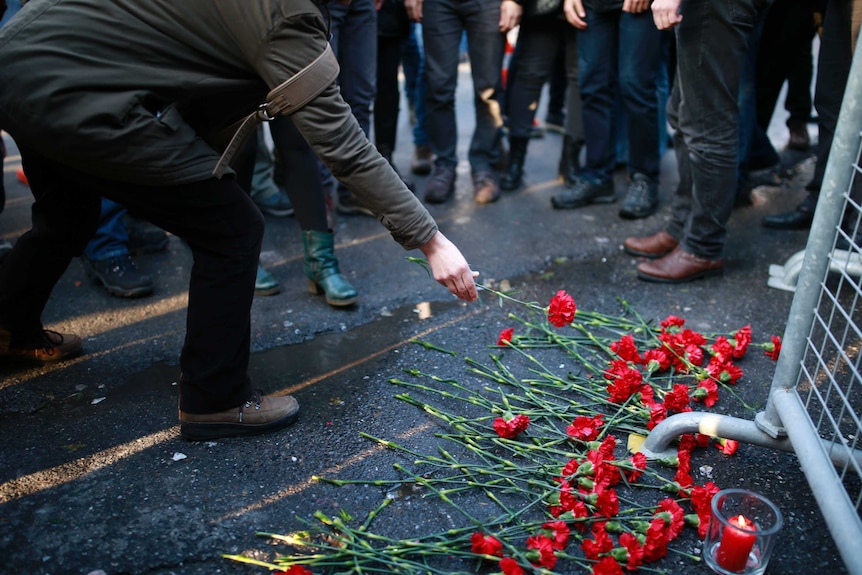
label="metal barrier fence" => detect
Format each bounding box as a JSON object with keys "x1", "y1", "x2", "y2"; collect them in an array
[{"x1": 641, "y1": 33, "x2": 862, "y2": 575}]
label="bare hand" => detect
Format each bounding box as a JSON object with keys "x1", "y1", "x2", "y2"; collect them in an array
[
  {"x1": 563, "y1": 0, "x2": 587, "y2": 29},
  {"x1": 651, "y1": 0, "x2": 682, "y2": 29},
  {"x1": 405, "y1": 0, "x2": 423, "y2": 22},
  {"x1": 499, "y1": 0, "x2": 522, "y2": 32},
  {"x1": 419, "y1": 231, "x2": 479, "y2": 302},
  {"x1": 622, "y1": 0, "x2": 650, "y2": 13}
]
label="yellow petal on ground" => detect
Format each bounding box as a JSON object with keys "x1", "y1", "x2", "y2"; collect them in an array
[{"x1": 627, "y1": 433, "x2": 646, "y2": 454}]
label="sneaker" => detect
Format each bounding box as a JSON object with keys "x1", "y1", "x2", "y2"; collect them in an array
[
  {"x1": 411, "y1": 144, "x2": 434, "y2": 176},
  {"x1": 473, "y1": 171, "x2": 500, "y2": 204},
  {"x1": 82, "y1": 254, "x2": 154, "y2": 298},
  {"x1": 254, "y1": 188, "x2": 295, "y2": 217},
  {"x1": 618, "y1": 173, "x2": 658, "y2": 219},
  {"x1": 125, "y1": 217, "x2": 170, "y2": 255},
  {"x1": 551, "y1": 178, "x2": 616, "y2": 210},
  {"x1": 179, "y1": 390, "x2": 301, "y2": 440},
  {"x1": 335, "y1": 193, "x2": 374, "y2": 217},
  {"x1": 0, "y1": 329, "x2": 83, "y2": 362},
  {"x1": 424, "y1": 164, "x2": 457, "y2": 204}
]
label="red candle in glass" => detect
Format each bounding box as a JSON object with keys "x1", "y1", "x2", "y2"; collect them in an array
[{"x1": 716, "y1": 514, "x2": 756, "y2": 572}]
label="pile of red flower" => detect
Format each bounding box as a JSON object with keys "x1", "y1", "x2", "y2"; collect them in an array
[{"x1": 479, "y1": 291, "x2": 781, "y2": 574}]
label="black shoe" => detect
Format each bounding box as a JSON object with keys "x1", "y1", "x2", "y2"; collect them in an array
[
  {"x1": 551, "y1": 178, "x2": 615, "y2": 210},
  {"x1": 82, "y1": 254, "x2": 154, "y2": 298},
  {"x1": 618, "y1": 173, "x2": 658, "y2": 219},
  {"x1": 424, "y1": 164, "x2": 457, "y2": 204},
  {"x1": 762, "y1": 195, "x2": 817, "y2": 230}
]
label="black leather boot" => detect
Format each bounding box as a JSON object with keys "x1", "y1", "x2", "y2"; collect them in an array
[{"x1": 500, "y1": 137, "x2": 529, "y2": 191}]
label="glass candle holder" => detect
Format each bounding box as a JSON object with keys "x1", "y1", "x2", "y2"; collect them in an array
[{"x1": 703, "y1": 488, "x2": 783, "y2": 575}]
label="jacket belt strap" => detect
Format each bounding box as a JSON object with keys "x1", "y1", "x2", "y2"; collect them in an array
[{"x1": 213, "y1": 43, "x2": 340, "y2": 178}]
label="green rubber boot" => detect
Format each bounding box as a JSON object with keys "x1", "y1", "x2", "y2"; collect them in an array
[{"x1": 302, "y1": 230, "x2": 359, "y2": 307}]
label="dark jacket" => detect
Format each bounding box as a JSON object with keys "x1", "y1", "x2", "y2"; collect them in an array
[{"x1": 0, "y1": 0, "x2": 437, "y2": 249}]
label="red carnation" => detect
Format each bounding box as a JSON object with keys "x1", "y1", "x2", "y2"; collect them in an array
[
  {"x1": 497, "y1": 327, "x2": 514, "y2": 346},
  {"x1": 470, "y1": 531, "x2": 503, "y2": 557},
  {"x1": 548, "y1": 290, "x2": 576, "y2": 327},
  {"x1": 493, "y1": 414, "x2": 530, "y2": 439},
  {"x1": 764, "y1": 335, "x2": 782, "y2": 360}
]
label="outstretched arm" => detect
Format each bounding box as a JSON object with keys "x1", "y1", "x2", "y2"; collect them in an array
[{"x1": 419, "y1": 231, "x2": 479, "y2": 302}]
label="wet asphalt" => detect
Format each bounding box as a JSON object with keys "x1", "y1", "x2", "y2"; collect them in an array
[{"x1": 0, "y1": 67, "x2": 848, "y2": 575}]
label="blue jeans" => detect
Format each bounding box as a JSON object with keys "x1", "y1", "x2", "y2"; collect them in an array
[
  {"x1": 423, "y1": 0, "x2": 505, "y2": 172},
  {"x1": 666, "y1": 0, "x2": 758, "y2": 260},
  {"x1": 84, "y1": 197, "x2": 129, "y2": 261},
  {"x1": 401, "y1": 23, "x2": 429, "y2": 147},
  {"x1": 0, "y1": 0, "x2": 21, "y2": 26},
  {"x1": 577, "y1": 8, "x2": 662, "y2": 184}
]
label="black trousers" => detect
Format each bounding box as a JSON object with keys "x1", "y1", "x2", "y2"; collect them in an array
[{"x1": 0, "y1": 146, "x2": 263, "y2": 414}]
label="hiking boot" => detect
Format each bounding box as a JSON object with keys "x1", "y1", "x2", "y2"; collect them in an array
[
  {"x1": 0, "y1": 329, "x2": 83, "y2": 362},
  {"x1": 424, "y1": 164, "x2": 457, "y2": 204},
  {"x1": 411, "y1": 144, "x2": 434, "y2": 176},
  {"x1": 473, "y1": 171, "x2": 501, "y2": 204},
  {"x1": 254, "y1": 188, "x2": 295, "y2": 217},
  {"x1": 551, "y1": 178, "x2": 615, "y2": 210},
  {"x1": 179, "y1": 390, "x2": 301, "y2": 440},
  {"x1": 618, "y1": 173, "x2": 658, "y2": 219},
  {"x1": 82, "y1": 254, "x2": 154, "y2": 298}
]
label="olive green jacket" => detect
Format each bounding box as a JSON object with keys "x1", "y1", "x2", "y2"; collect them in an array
[{"x1": 0, "y1": 0, "x2": 437, "y2": 249}]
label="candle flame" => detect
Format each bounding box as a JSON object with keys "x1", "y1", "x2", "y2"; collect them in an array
[{"x1": 732, "y1": 515, "x2": 754, "y2": 530}]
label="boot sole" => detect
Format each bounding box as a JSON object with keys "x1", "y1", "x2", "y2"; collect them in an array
[
  {"x1": 637, "y1": 268, "x2": 724, "y2": 284},
  {"x1": 623, "y1": 246, "x2": 675, "y2": 259},
  {"x1": 180, "y1": 406, "x2": 301, "y2": 441},
  {"x1": 307, "y1": 279, "x2": 358, "y2": 307}
]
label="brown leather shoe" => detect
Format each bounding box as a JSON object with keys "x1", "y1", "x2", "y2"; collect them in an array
[
  {"x1": 623, "y1": 230, "x2": 679, "y2": 259},
  {"x1": 637, "y1": 247, "x2": 724, "y2": 283},
  {"x1": 473, "y1": 172, "x2": 500, "y2": 204},
  {"x1": 0, "y1": 329, "x2": 83, "y2": 362},
  {"x1": 787, "y1": 119, "x2": 810, "y2": 150},
  {"x1": 179, "y1": 391, "x2": 300, "y2": 440}
]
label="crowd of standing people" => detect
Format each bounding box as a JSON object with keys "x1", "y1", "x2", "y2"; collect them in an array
[{"x1": 0, "y1": 0, "x2": 858, "y2": 441}]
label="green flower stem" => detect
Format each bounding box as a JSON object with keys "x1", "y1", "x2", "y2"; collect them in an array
[{"x1": 411, "y1": 338, "x2": 458, "y2": 356}]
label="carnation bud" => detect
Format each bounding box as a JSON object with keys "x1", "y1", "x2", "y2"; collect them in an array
[{"x1": 605, "y1": 521, "x2": 624, "y2": 533}]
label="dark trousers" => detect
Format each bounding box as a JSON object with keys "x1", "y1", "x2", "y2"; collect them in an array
[
  {"x1": 375, "y1": 34, "x2": 406, "y2": 158},
  {"x1": 423, "y1": 0, "x2": 506, "y2": 172},
  {"x1": 666, "y1": 0, "x2": 757, "y2": 260},
  {"x1": 577, "y1": 8, "x2": 662, "y2": 183},
  {"x1": 808, "y1": 0, "x2": 855, "y2": 195},
  {"x1": 505, "y1": 16, "x2": 579, "y2": 140},
  {"x1": 0, "y1": 147, "x2": 262, "y2": 414},
  {"x1": 755, "y1": 0, "x2": 816, "y2": 131}
]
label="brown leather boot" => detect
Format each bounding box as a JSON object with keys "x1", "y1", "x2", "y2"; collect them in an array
[
  {"x1": 636, "y1": 247, "x2": 724, "y2": 283},
  {"x1": 623, "y1": 230, "x2": 679, "y2": 259}
]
